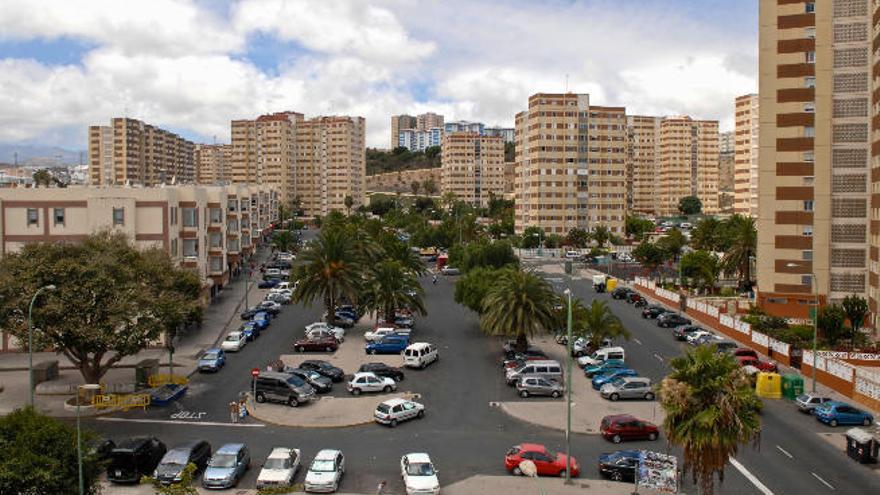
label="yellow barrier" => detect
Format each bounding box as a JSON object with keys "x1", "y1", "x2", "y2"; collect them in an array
[
  {"x1": 148, "y1": 374, "x2": 188, "y2": 387},
  {"x1": 91, "y1": 393, "x2": 151, "y2": 411}
]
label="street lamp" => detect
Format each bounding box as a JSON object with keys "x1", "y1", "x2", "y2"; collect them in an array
[
  {"x1": 28, "y1": 284, "x2": 56, "y2": 407},
  {"x1": 563, "y1": 288, "x2": 573, "y2": 484},
  {"x1": 532, "y1": 233, "x2": 543, "y2": 257},
  {"x1": 786, "y1": 262, "x2": 818, "y2": 393},
  {"x1": 76, "y1": 383, "x2": 101, "y2": 495}
]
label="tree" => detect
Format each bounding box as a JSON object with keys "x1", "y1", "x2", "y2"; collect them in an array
[
  {"x1": 580, "y1": 300, "x2": 630, "y2": 349},
  {"x1": 292, "y1": 229, "x2": 364, "y2": 323},
  {"x1": 0, "y1": 407, "x2": 102, "y2": 494},
  {"x1": 690, "y1": 217, "x2": 723, "y2": 252},
  {"x1": 271, "y1": 230, "x2": 296, "y2": 253},
  {"x1": 678, "y1": 195, "x2": 702, "y2": 215},
  {"x1": 625, "y1": 216, "x2": 654, "y2": 241},
  {"x1": 362, "y1": 260, "x2": 426, "y2": 322},
  {"x1": 343, "y1": 195, "x2": 354, "y2": 215},
  {"x1": 520, "y1": 226, "x2": 545, "y2": 249},
  {"x1": 720, "y1": 215, "x2": 757, "y2": 290},
  {"x1": 656, "y1": 228, "x2": 687, "y2": 260},
  {"x1": 479, "y1": 270, "x2": 556, "y2": 352},
  {"x1": 422, "y1": 177, "x2": 438, "y2": 195},
  {"x1": 565, "y1": 228, "x2": 590, "y2": 248},
  {"x1": 842, "y1": 294, "x2": 868, "y2": 345},
  {"x1": 32, "y1": 169, "x2": 53, "y2": 187},
  {"x1": 0, "y1": 232, "x2": 202, "y2": 383},
  {"x1": 818, "y1": 304, "x2": 847, "y2": 346},
  {"x1": 632, "y1": 242, "x2": 666, "y2": 275},
  {"x1": 591, "y1": 225, "x2": 611, "y2": 248},
  {"x1": 659, "y1": 346, "x2": 762, "y2": 494},
  {"x1": 680, "y1": 250, "x2": 720, "y2": 292},
  {"x1": 424, "y1": 145, "x2": 441, "y2": 160},
  {"x1": 410, "y1": 180, "x2": 421, "y2": 196},
  {"x1": 448, "y1": 240, "x2": 518, "y2": 273},
  {"x1": 454, "y1": 267, "x2": 509, "y2": 313},
  {"x1": 141, "y1": 462, "x2": 199, "y2": 495}
]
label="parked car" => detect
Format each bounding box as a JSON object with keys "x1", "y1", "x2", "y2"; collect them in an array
[
  {"x1": 600, "y1": 376, "x2": 655, "y2": 401},
  {"x1": 265, "y1": 268, "x2": 282, "y2": 278},
  {"x1": 294, "y1": 336, "x2": 339, "y2": 353},
  {"x1": 504, "y1": 443, "x2": 579, "y2": 477},
  {"x1": 358, "y1": 362, "x2": 405, "y2": 382},
  {"x1": 656, "y1": 313, "x2": 691, "y2": 328},
  {"x1": 403, "y1": 342, "x2": 439, "y2": 368},
  {"x1": 154, "y1": 441, "x2": 212, "y2": 485},
  {"x1": 401, "y1": 453, "x2": 440, "y2": 495},
  {"x1": 673, "y1": 325, "x2": 703, "y2": 341},
  {"x1": 685, "y1": 330, "x2": 714, "y2": 346},
  {"x1": 306, "y1": 322, "x2": 345, "y2": 342},
  {"x1": 711, "y1": 340, "x2": 739, "y2": 353},
  {"x1": 304, "y1": 449, "x2": 345, "y2": 493},
  {"x1": 625, "y1": 292, "x2": 641, "y2": 304},
  {"x1": 735, "y1": 356, "x2": 778, "y2": 373},
  {"x1": 239, "y1": 321, "x2": 261, "y2": 341},
  {"x1": 441, "y1": 266, "x2": 461, "y2": 275},
  {"x1": 251, "y1": 311, "x2": 272, "y2": 330},
  {"x1": 641, "y1": 305, "x2": 670, "y2": 319},
  {"x1": 692, "y1": 334, "x2": 722, "y2": 347},
  {"x1": 256, "y1": 447, "x2": 301, "y2": 489},
  {"x1": 600, "y1": 414, "x2": 659, "y2": 443},
  {"x1": 258, "y1": 279, "x2": 281, "y2": 289},
  {"x1": 365, "y1": 335, "x2": 410, "y2": 355},
  {"x1": 506, "y1": 360, "x2": 563, "y2": 386},
  {"x1": 611, "y1": 287, "x2": 634, "y2": 300},
  {"x1": 392, "y1": 314, "x2": 415, "y2": 328},
  {"x1": 591, "y1": 368, "x2": 638, "y2": 390},
  {"x1": 285, "y1": 367, "x2": 333, "y2": 393},
  {"x1": 198, "y1": 348, "x2": 226, "y2": 372},
  {"x1": 503, "y1": 347, "x2": 548, "y2": 364},
  {"x1": 814, "y1": 401, "x2": 874, "y2": 427},
  {"x1": 108, "y1": 437, "x2": 167, "y2": 484},
  {"x1": 300, "y1": 360, "x2": 345, "y2": 382},
  {"x1": 254, "y1": 371, "x2": 316, "y2": 407},
  {"x1": 577, "y1": 346, "x2": 625, "y2": 367},
  {"x1": 584, "y1": 359, "x2": 628, "y2": 378},
  {"x1": 364, "y1": 326, "x2": 403, "y2": 342},
  {"x1": 240, "y1": 306, "x2": 263, "y2": 320},
  {"x1": 203, "y1": 443, "x2": 250, "y2": 489},
  {"x1": 221, "y1": 331, "x2": 247, "y2": 352},
  {"x1": 259, "y1": 300, "x2": 282, "y2": 315},
  {"x1": 795, "y1": 394, "x2": 833, "y2": 414},
  {"x1": 348, "y1": 372, "x2": 397, "y2": 395},
  {"x1": 265, "y1": 292, "x2": 291, "y2": 305},
  {"x1": 598, "y1": 450, "x2": 640, "y2": 482},
  {"x1": 733, "y1": 348, "x2": 759, "y2": 360},
  {"x1": 516, "y1": 377, "x2": 563, "y2": 398},
  {"x1": 374, "y1": 398, "x2": 425, "y2": 427},
  {"x1": 306, "y1": 328, "x2": 342, "y2": 344}
]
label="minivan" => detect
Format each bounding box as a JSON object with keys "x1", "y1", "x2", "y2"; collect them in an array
[
  {"x1": 254, "y1": 371, "x2": 316, "y2": 407},
  {"x1": 505, "y1": 360, "x2": 563, "y2": 386},
  {"x1": 108, "y1": 437, "x2": 167, "y2": 484},
  {"x1": 403, "y1": 342, "x2": 439, "y2": 369},
  {"x1": 578, "y1": 346, "x2": 625, "y2": 367}
]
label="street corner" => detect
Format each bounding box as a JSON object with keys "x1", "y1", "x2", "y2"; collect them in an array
[{"x1": 247, "y1": 392, "x2": 418, "y2": 428}]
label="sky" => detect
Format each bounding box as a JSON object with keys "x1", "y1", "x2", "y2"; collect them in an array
[{"x1": 0, "y1": 0, "x2": 758, "y2": 150}]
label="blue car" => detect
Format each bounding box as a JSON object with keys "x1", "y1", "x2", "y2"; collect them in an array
[
  {"x1": 584, "y1": 359, "x2": 627, "y2": 378},
  {"x1": 257, "y1": 279, "x2": 280, "y2": 289},
  {"x1": 592, "y1": 368, "x2": 638, "y2": 390},
  {"x1": 197, "y1": 348, "x2": 226, "y2": 372},
  {"x1": 251, "y1": 311, "x2": 271, "y2": 330},
  {"x1": 202, "y1": 443, "x2": 250, "y2": 489},
  {"x1": 365, "y1": 335, "x2": 410, "y2": 355},
  {"x1": 814, "y1": 401, "x2": 874, "y2": 427},
  {"x1": 239, "y1": 321, "x2": 260, "y2": 341}
]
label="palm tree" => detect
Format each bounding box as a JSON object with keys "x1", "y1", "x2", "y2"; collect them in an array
[
  {"x1": 720, "y1": 215, "x2": 756, "y2": 290},
  {"x1": 581, "y1": 300, "x2": 630, "y2": 348},
  {"x1": 479, "y1": 270, "x2": 556, "y2": 351},
  {"x1": 271, "y1": 230, "x2": 296, "y2": 253},
  {"x1": 292, "y1": 229, "x2": 364, "y2": 323},
  {"x1": 343, "y1": 195, "x2": 354, "y2": 216},
  {"x1": 362, "y1": 260, "x2": 426, "y2": 322},
  {"x1": 659, "y1": 345, "x2": 762, "y2": 494}
]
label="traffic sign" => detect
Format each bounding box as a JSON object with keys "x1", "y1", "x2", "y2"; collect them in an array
[{"x1": 251, "y1": 368, "x2": 260, "y2": 377}]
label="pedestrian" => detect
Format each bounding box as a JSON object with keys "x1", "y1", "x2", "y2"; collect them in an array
[
  {"x1": 432, "y1": 274, "x2": 438, "y2": 284},
  {"x1": 239, "y1": 397, "x2": 248, "y2": 419},
  {"x1": 376, "y1": 480, "x2": 387, "y2": 495},
  {"x1": 229, "y1": 401, "x2": 239, "y2": 423}
]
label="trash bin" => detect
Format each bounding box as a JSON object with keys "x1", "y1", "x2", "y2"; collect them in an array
[
  {"x1": 845, "y1": 428, "x2": 879, "y2": 464},
  {"x1": 755, "y1": 372, "x2": 782, "y2": 399},
  {"x1": 781, "y1": 374, "x2": 804, "y2": 400},
  {"x1": 606, "y1": 279, "x2": 618, "y2": 291},
  {"x1": 135, "y1": 359, "x2": 160, "y2": 389}
]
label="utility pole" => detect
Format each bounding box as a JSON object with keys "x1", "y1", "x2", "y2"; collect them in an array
[{"x1": 563, "y1": 288, "x2": 573, "y2": 484}]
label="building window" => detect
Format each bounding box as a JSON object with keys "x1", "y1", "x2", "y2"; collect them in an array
[
  {"x1": 182, "y1": 238, "x2": 198, "y2": 257},
  {"x1": 804, "y1": 200, "x2": 814, "y2": 211},
  {"x1": 805, "y1": 77, "x2": 815, "y2": 88},
  {"x1": 209, "y1": 208, "x2": 222, "y2": 224},
  {"x1": 227, "y1": 238, "x2": 239, "y2": 252},
  {"x1": 209, "y1": 232, "x2": 222, "y2": 249},
  {"x1": 182, "y1": 208, "x2": 197, "y2": 227},
  {"x1": 228, "y1": 200, "x2": 237, "y2": 212},
  {"x1": 803, "y1": 151, "x2": 815, "y2": 162},
  {"x1": 805, "y1": 2, "x2": 814, "y2": 13},
  {"x1": 228, "y1": 219, "x2": 238, "y2": 231},
  {"x1": 806, "y1": 51, "x2": 816, "y2": 64},
  {"x1": 171, "y1": 238, "x2": 178, "y2": 257},
  {"x1": 804, "y1": 126, "x2": 815, "y2": 137},
  {"x1": 802, "y1": 275, "x2": 813, "y2": 286},
  {"x1": 26, "y1": 208, "x2": 38, "y2": 226},
  {"x1": 803, "y1": 250, "x2": 813, "y2": 261},
  {"x1": 112, "y1": 207, "x2": 124, "y2": 226},
  {"x1": 210, "y1": 256, "x2": 223, "y2": 272},
  {"x1": 805, "y1": 27, "x2": 816, "y2": 39},
  {"x1": 804, "y1": 103, "x2": 815, "y2": 113},
  {"x1": 170, "y1": 206, "x2": 178, "y2": 225},
  {"x1": 53, "y1": 208, "x2": 65, "y2": 226},
  {"x1": 804, "y1": 226, "x2": 813, "y2": 236}
]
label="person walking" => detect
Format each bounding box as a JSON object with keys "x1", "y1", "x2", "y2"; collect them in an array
[
  {"x1": 376, "y1": 480, "x2": 387, "y2": 495},
  {"x1": 229, "y1": 401, "x2": 239, "y2": 423}
]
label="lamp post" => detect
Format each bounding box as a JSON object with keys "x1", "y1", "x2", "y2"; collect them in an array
[
  {"x1": 532, "y1": 233, "x2": 543, "y2": 257},
  {"x1": 28, "y1": 284, "x2": 56, "y2": 407},
  {"x1": 786, "y1": 263, "x2": 818, "y2": 393},
  {"x1": 563, "y1": 288, "x2": 573, "y2": 484}
]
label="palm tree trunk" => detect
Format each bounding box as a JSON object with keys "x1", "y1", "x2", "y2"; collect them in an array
[{"x1": 515, "y1": 333, "x2": 528, "y2": 353}]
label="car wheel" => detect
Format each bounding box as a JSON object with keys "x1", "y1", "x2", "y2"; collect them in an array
[
  {"x1": 417, "y1": 410, "x2": 425, "y2": 419},
  {"x1": 644, "y1": 392, "x2": 655, "y2": 401},
  {"x1": 864, "y1": 418, "x2": 872, "y2": 426},
  {"x1": 648, "y1": 432, "x2": 658, "y2": 441},
  {"x1": 551, "y1": 390, "x2": 561, "y2": 398},
  {"x1": 288, "y1": 397, "x2": 299, "y2": 407},
  {"x1": 611, "y1": 471, "x2": 623, "y2": 482},
  {"x1": 612, "y1": 434, "x2": 622, "y2": 444},
  {"x1": 512, "y1": 466, "x2": 523, "y2": 476},
  {"x1": 390, "y1": 419, "x2": 398, "y2": 427},
  {"x1": 255, "y1": 392, "x2": 266, "y2": 403},
  {"x1": 383, "y1": 385, "x2": 392, "y2": 393},
  {"x1": 297, "y1": 346, "x2": 305, "y2": 352},
  {"x1": 351, "y1": 388, "x2": 361, "y2": 396},
  {"x1": 829, "y1": 419, "x2": 838, "y2": 427},
  {"x1": 520, "y1": 390, "x2": 529, "y2": 398},
  {"x1": 610, "y1": 393, "x2": 620, "y2": 401},
  {"x1": 558, "y1": 469, "x2": 566, "y2": 477}
]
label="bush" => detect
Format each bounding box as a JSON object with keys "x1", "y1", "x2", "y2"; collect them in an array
[{"x1": 718, "y1": 287, "x2": 735, "y2": 297}]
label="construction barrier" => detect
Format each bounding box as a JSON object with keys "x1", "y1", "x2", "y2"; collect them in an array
[
  {"x1": 91, "y1": 393, "x2": 151, "y2": 411},
  {"x1": 147, "y1": 374, "x2": 189, "y2": 387}
]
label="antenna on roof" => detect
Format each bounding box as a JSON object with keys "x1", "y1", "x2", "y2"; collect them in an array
[{"x1": 565, "y1": 74, "x2": 569, "y2": 93}]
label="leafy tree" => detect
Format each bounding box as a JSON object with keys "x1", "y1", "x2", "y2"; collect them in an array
[
  {"x1": 544, "y1": 234, "x2": 561, "y2": 249},
  {"x1": 487, "y1": 195, "x2": 514, "y2": 220},
  {"x1": 343, "y1": 195, "x2": 354, "y2": 215},
  {"x1": 625, "y1": 216, "x2": 654, "y2": 240},
  {"x1": 362, "y1": 260, "x2": 426, "y2": 322},
  {"x1": 632, "y1": 242, "x2": 666, "y2": 274},
  {"x1": 479, "y1": 270, "x2": 556, "y2": 352},
  {"x1": 141, "y1": 462, "x2": 199, "y2": 495},
  {"x1": 591, "y1": 225, "x2": 611, "y2": 248},
  {"x1": 690, "y1": 217, "x2": 723, "y2": 251},
  {"x1": 842, "y1": 294, "x2": 868, "y2": 345},
  {"x1": 454, "y1": 267, "x2": 510, "y2": 313},
  {"x1": 678, "y1": 195, "x2": 702, "y2": 215},
  {"x1": 680, "y1": 250, "x2": 720, "y2": 292},
  {"x1": 580, "y1": 300, "x2": 630, "y2": 349},
  {"x1": 424, "y1": 145, "x2": 441, "y2": 159},
  {"x1": 448, "y1": 240, "x2": 518, "y2": 273},
  {"x1": 520, "y1": 226, "x2": 545, "y2": 249},
  {"x1": 659, "y1": 346, "x2": 762, "y2": 494},
  {"x1": 0, "y1": 407, "x2": 102, "y2": 494},
  {"x1": 565, "y1": 228, "x2": 590, "y2": 248},
  {"x1": 292, "y1": 229, "x2": 364, "y2": 323},
  {"x1": 720, "y1": 215, "x2": 757, "y2": 289},
  {"x1": 32, "y1": 169, "x2": 53, "y2": 187},
  {"x1": 422, "y1": 177, "x2": 438, "y2": 195},
  {"x1": 410, "y1": 180, "x2": 421, "y2": 196},
  {"x1": 656, "y1": 228, "x2": 687, "y2": 260},
  {"x1": 818, "y1": 304, "x2": 847, "y2": 346},
  {"x1": 271, "y1": 230, "x2": 296, "y2": 253},
  {"x1": 0, "y1": 232, "x2": 201, "y2": 383}
]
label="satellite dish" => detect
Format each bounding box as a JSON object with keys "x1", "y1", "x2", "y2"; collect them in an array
[{"x1": 519, "y1": 460, "x2": 538, "y2": 477}]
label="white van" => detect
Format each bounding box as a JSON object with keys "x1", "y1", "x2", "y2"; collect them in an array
[
  {"x1": 505, "y1": 360, "x2": 563, "y2": 386},
  {"x1": 577, "y1": 346, "x2": 625, "y2": 367},
  {"x1": 403, "y1": 343, "x2": 439, "y2": 369}
]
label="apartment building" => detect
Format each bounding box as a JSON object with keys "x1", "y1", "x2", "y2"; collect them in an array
[
  {"x1": 626, "y1": 116, "x2": 662, "y2": 216},
  {"x1": 656, "y1": 117, "x2": 720, "y2": 217},
  {"x1": 230, "y1": 119, "x2": 259, "y2": 183},
  {"x1": 391, "y1": 114, "x2": 418, "y2": 149},
  {"x1": 230, "y1": 112, "x2": 304, "y2": 203},
  {"x1": 296, "y1": 116, "x2": 366, "y2": 217},
  {"x1": 757, "y1": 0, "x2": 872, "y2": 320},
  {"x1": 445, "y1": 121, "x2": 485, "y2": 134},
  {"x1": 88, "y1": 118, "x2": 195, "y2": 186},
  {"x1": 398, "y1": 128, "x2": 443, "y2": 152},
  {"x1": 514, "y1": 93, "x2": 627, "y2": 235},
  {"x1": 485, "y1": 127, "x2": 516, "y2": 143},
  {"x1": 194, "y1": 144, "x2": 232, "y2": 185},
  {"x1": 417, "y1": 112, "x2": 444, "y2": 131},
  {"x1": 872, "y1": 1, "x2": 880, "y2": 327},
  {"x1": 440, "y1": 132, "x2": 505, "y2": 207},
  {"x1": 735, "y1": 94, "x2": 760, "y2": 216}
]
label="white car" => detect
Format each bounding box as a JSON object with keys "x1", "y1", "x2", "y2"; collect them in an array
[
  {"x1": 401, "y1": 453, "x2": 440, "y2": 495},
  {"x1": 266, "y1": 292, "x2": 291, "y2": 304},
  {"x1": 364, "y1": 326, "x2": 400, "y2": 342},
  {"x1": 304, "y1": 449, "x2": 345, "y2": 493},
  {"x1": 347, "y1": 372, "x2": 396, "y2": 395},
  {"x1": 273, "y1": 281, "x2": 296, "y2": 292},
  {"x1": 618, "y1": 253, "x2": 633, "y2": 263},
  {"x1": 266, "y1": 268, "x2": 281, "y2": 277},
  {"x1": 564, "y1": 250, "x2": 580, "y2": 259},
  {"x1": 277, "y1": 252, "x2": 294, "y2": 261},
  {"x1": 260, "y1": 300, "x2": 282, "y2": 313},
  {"x1": 256, "y1": 447, "x2": 301, "y2": 489},
  {"x1": 220, "y1": 331, "x2": 246, "y2": 352},
  {"x1": 306, "y1": 322, "x2": 345, "y2": 342},
  {"x1": 685, "y1": 330, "x2": 714, "y2": 345},
  {"x1": 375, "y1": 398, "x2": 425, "y2": 427}
]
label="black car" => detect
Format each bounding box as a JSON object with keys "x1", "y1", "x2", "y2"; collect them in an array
[
  {"x1": 673, "y1": 325, "x2": 703, "y2": 341},
  {"x1": 284, "y1": 367, "x2": 333, "y2": 393},
  {"x1": 108, "y1": 437, "x2": 167, "y2": 484},
  {"x1": 656, "y1": 313, "x2": 691, "y2": 328},
  {"x1": 641, "y1": 305, "x2": 669, "y2": 319},
  {"x1": 300, "y1": 360, "x2": 345, "y2": 382},
  {"x1": 240, "y1": 306, "x2": 262, "y2": 320},
  {"x1": 154, "y1": 441, "x2": 212, "y2": 485},
  {"x1": 611, "y1": 288, "x2": 634, "y2": 300},
  {"x1": 597, "y1": 450, "x2": 639, "y2": 482},
  {"x1": 358, "y1": 362, "x2": 405, "y2": 382}
]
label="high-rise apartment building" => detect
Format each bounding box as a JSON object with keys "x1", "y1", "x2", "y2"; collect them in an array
[
  {"x1": 514, "y1": 93, "x2": 627, "y2": 235},
  {"x1": 627, "y1": 116, "x2": 662, "y2": 215},
  {"x1": 485, "y1": 127, "x2": 516, "y2": 143},
  {"x1": 719, "y1": 130, "x2": 737, "y2": 214},
  {"x1": 296, "y1": 116, "x2": 366, "y2": 217},
  {"x1": 194, "y1": 144, "x2": 232, "y2": 185},
  {"x1": 398, "y1": 128, "x2": 443, "y2": 152},
  {"x1": 440, "y1": 132, "x2": 505, "y2": 207},
  {"x1": 391, "y1": 114, "x2": 417, "y2": 149},
  {"x1": 230, "y1": 112, "x2": 304, "y2": 203},
  {"x1": 757, "y1": 0, "x2": 871, "y2": 320},
  {"x1": 735, "y1": 94, "x2": 760, "y2": 216},
  {"x1": 657, "y1": 117, "x2": 720, "y2": 217},
  {"x1": 230, "y1": 119, "x2": 258, "y2": 184},
  {"x1": 88, "y1": 118, "x2": 195, "y2": 186},
  {"x1": 417, "y1": 112, "x2": 444, "y2": 131},
  {"x1": 444, "y1": 121, "x2": 485, "y2": 134}
]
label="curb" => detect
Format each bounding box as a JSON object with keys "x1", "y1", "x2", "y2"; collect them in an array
[{"x1": 496, "y1": 402, "x2": 600, "y2": 435}]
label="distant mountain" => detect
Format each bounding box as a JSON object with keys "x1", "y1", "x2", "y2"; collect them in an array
[{"x1": 0, "y1": 144, "x2": 84, "y2": 166}]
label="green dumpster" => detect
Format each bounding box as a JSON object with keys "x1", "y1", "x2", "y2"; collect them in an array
[{"x1": 782, "y1": 374, "x2": 804, "y2": 400}]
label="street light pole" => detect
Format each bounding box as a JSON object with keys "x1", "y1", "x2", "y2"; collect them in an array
[
  {"x1": 563, "y1": 288, "x2": 573, "y2": 484},
  {"x1": 28, "y1": 284, "x2": 56, "y2": 407}
]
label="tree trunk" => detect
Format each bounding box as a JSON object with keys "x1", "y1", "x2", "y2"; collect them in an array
[{"x1": 515, "y1": 333, "x2": 529, "y2": 353}]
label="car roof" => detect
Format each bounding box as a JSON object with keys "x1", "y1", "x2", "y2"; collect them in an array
[
  {"x1": 601, "y1": 450, "x2": 641, "y2": 459},
  {"x1": 382, "y1": 398, "x2": 409, "y2": 407},
  {"x1": 352, "y1": 371, "x2": 380, "y2": 378},
  {"x1": 825, "y1": 401, "x2": 849, "y2": 407},
  {"x1": 621, "y1": 376, "x2": 650, "y2": 383},
  {"x1": 216, "y1": 443, "x2": 245, "y2": 454},
  {"x1": 405, "y1": 453, "x2": 431, "y2": 463},
  {"x1": 113, "y1": 437, "x2": 157, "y2": 451},
  {"x1": 268, "y1": 447, "x2": 293, "y2": 458},
  {"x1": 604, "y1": 414, "x2": 637, "y2": 422},
  {"x1": 228, "y1": 331, "x2": 242, "y2": 337},
  {"x1": 203, "y1": 348, "x2": 222, "y2": 353},
  {"x1": 518, "y1": 443, "x2": 549, "y2": 453},
  {"x1": 315, "y1": 449, "x2": 341, "y2": 460}
]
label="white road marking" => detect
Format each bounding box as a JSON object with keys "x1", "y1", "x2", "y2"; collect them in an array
[
  {"x1": 653, "y1": 353, "x2": 664, "y2": 363},
  {"x1": 775, "y1": 445, "x2": 793, "y2": 459},
  {"x1": 97, "y1": 417, "x2": 265, "y2": 427},
  {"x1": 811, "y1": 472, "x2": 835, "y2": 490},
  {"x1": 633, "y1": 338, "x2": 642, "y2": 345},
  {"x1": 730, "y1": 457, "x2": 775, "y2": 495}
]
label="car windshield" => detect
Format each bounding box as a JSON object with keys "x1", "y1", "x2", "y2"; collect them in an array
[
  {"x1": 225, "y1": 334, "x2": 239, "y2": 341},
  {"x1": 203, "y1": 351, "x2": 219, "y2": 360},
  {"x1": 264, "y1": 458, "x2": 289, "y2": 470},
  {"x1": 795, "y1": 394, "x2": 809, "y2": 402},
  {"x1": 311, "y1": 460, "x2": 336, "y2": 472},
  {"x1": 406, "y1": 462, "x2": 435, "y2": 476},
  {"x1": 210, "y1": 454, "x2": 237, "y2": 468},
  {"x1": 286, "y1": 375, "x2": 307, "y2": 387},
  {"x1": 161, "y1": 449, "x2": 190, "y2": 465},
  {"x1": 306, "y1": 371, "x2": 322, "y2": 380},
  {"x1": 610, "y1": 377, "x2": 626, "y2": 387},
  {"x1": 377, "y1": 404, "x2": 391, "y2": 413}
]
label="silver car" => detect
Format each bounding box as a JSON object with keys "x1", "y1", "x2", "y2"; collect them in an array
[
  {"x1": 516, "y1": 377, "x2": 563, "y2": 398},
  {"x1": 600, "y1": 376, "x2": 654, "y2": 401},
  {"x1": 795, "y1": 394, "x2": 833, "y2": 413}
]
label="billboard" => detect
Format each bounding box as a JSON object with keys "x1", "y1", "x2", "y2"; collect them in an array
[{"x1": 637, "y1": 450, "x2": 678, "y2": 493}]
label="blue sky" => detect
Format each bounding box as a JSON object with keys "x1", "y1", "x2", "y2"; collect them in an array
[{"x1": 0, "y1": 0, "x2": 759, "y2": 149}]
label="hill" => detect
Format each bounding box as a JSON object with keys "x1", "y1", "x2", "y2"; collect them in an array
[{"x1": 367, "y1": 146, "x2": 440, "y2": 175}]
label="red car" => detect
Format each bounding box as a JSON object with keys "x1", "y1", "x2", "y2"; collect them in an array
[
  {"x1": 294, "y1": 336, "x2": 339, "y2": 353},
  {"x1": 733, "y1": 348, "x2": 759, "y2": 360},
  {"x1": 600, "y1": 414, "x2": 660, "y2": 443},
  {"x1": 736, "y1": 355, "x2": 778, "y2": 372},
  {"x1": 504, "y1": 443, "x2": 580, "y2": 477}
]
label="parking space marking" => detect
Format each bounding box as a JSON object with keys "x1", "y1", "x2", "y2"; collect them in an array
[
  {"x1": 652, "y1": 352, "x2": 664, "y2": 363},
  {"x1": 775, "y1": 445, "x2": 793, "y2": 459},
  {"x1": 98, "y1": 417, "x2": 265, "y2": 427},
  {"x1": 730, "y1": 458, "x2": 774, "y2": 495},
  {"x1": 633, "y1": 338, "x2": 642, "y2": 345},
  {"x1": 811, "y1": 472, "x2": 835, "y2": 490}
]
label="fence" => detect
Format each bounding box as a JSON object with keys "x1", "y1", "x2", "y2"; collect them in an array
[
  {"x1": 147, "y1": 374, "x2": 189, "y2": 387},
  {"x1": 91, "y1": 393, "x2": 151, "y2": 411}
]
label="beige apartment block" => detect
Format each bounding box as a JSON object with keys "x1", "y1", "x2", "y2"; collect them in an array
[
  {"x1": 417, "y1": 112, "x2": 444, "y2": 131},
  {"x1": 503, "y1": 161, "x2": 515, "y2": 196},
  {"x1": 872, "y1": 1, "x2": 880, "y2": 327},
  {"x1": 440, "y1": 132, "x2": 505, "y2": 207},
  {"x1": 195, "y1": 144, "x2": 232, "y2": 185},
  {"x1": 758, "y1": 0, "x2": 872, "y2": 321},
  {"x1": 296, "y1": 116, "x2": 366, "y2": 217},
  {"x1": 735, "y1": 94, "x2": 760, "y2": 216},
  {"x1": 230, "y1": 112, "x2": 304, "y2": 203},
  {"x1": 656, "y1": 117, "x2": 720, "y2": 217},
  {"x1": 627, "y1": 116, "x2": 662, "y2": 216},
  {"x1": 88, "y1": 117, "x2": 195, "y2": 186},
  {"x1": 231, "y1": 119, "x2": 259, "y2": 183},
  {"x1": 514, "y1": 93, "x2": 627, "y2": 235},
  {"x1": 391, "y1": 114, "x2": 418, "y2": 149}
]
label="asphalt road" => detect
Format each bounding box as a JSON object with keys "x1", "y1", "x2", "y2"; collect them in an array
[{"x1": 79, "y1": 259, "x2": 878, "y2": 494}]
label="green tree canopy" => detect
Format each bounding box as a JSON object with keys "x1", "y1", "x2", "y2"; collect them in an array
[
  {"x1": 479, "y1": 270, "x2": 556, "y2": 351},
  {"x1": 680, "y1": 250, "x2": 720, "y2": 292},
  {"x1": 678, "y1": 195, "x2": 703, "y2": 215},
  {"x1": 625, "y1": 216, "x2": 654, "y2": 241},
  {"x1": 362, "y1": 260, "x2": 426, "y2": 322},
  {"x1": 448, "y1": 240, "x2": 518, "y2": 273},
  {"x1": 656, "y1": 228, "x2": 687, "y2": 259},
  {"x1": 293, "y1": 228, "x2": 365, "y2": 322},
  {"x1": 720, "y1": 215, "x2": 757, "y2": 289},
  {"x1": 454, "y1": 266, "x2": 512, "y2": 313},
  {"x1": 565, "y1": 229, "x2": 590, "y2": 248},
  {"x1": 690, "y1": 217, "x2": 724, "y2": 252},
  {"x1": 591, "y1": 225, "x2": 611, "y2": 248},
  {"x1": 632, "y1": 242, "x2": 666, "y2": 273},
  {"x1": 842, "y1": 294, "x2": 868, "y2": 345},
  {"x1": 142, "y1": 462, "x2": 199, "y2": 495},
  {"x1": 581, "y1": 299, "x2": 630, "y2": 349},
  {"x1": 520, "y1": 226, "x2": 545, "y2": 249},
  {"x1": 271, "y1": 230, "x2": 296, "y2": 253},
  {"x1": 818, "y1": 304, "x2": 847, "y2": 346}
]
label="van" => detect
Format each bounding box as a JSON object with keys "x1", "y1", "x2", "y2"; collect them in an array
[
  {"x1": 505, "y1": 359, "x2": 563, "y2": 386},
  {"x1": 253, "y1": 371, "x2": 316, "y2": 407},
  {"x1": 578, "y1": 346, "x2": 625, "y2": 367},
  {"x1": 403, "y1": 342, "x2": 439, "y2": 369},
  {"x1": 107, "y1": 437, "x2": 167, "y2": 484}
]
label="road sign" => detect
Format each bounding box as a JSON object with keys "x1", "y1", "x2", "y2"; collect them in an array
[{"x1": 251, "y1": 368, "x2": 260, "y2": 378}]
